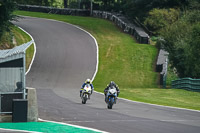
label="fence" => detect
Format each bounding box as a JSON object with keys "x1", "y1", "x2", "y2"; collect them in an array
[
  {"x1": 172, "y1": 78, "x2": 200, "y2": 91},
  {"x1": 156, "y1": 49, "x2": 169, "y2": 88},
  {"x1": 18, "y1": 4, "x2": 90, "y2": 16},
  {"x1": 17, "y1": 5, "x2": 150, "y2": 44}
]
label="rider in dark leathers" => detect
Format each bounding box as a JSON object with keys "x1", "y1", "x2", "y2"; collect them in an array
[{"x1": 104, "y1": 81, "x2": 120, "y2": 102}]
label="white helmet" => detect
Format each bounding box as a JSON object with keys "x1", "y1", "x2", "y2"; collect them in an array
[{"x1": 85, "y1": 79, "x2": 91, "y2": 84}]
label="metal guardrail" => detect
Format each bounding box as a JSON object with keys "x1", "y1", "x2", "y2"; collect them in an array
[
  {"x1": 92, "y1": 10, "x2": 150, "y2": 44},
  {"x1": 18, "y1": 4, "x2": 90, "y2": 16},
  {"x1": 17, "y1": 5, "x2": 150, "y2": 44},
  {"x1": 172, "y1": 78, "x2": 200, "y2": 91},
  {"x1": 156, "y1": 49, "x2": 169, "y2": 88}
]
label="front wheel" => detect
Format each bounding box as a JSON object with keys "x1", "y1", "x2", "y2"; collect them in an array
[
  {"x1": 82, "y1": 99, "x2": 86, "y2": 104},
  {"x1": 81, "y1": 94, "x2": 87, "y2": 104},
  {"x1": 107, "y1": 104, "x2": 113, "y2": 109},
  {"x1": 107, "y1": 97, "x2": 114, "y2": 109}
]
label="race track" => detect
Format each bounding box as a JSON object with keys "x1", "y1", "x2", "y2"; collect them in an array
[{"x1": 13, "y1": 17, "x2": 200, "y2": 133}]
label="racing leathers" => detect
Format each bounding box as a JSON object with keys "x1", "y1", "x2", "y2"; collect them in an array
[
  {"x1": 80, "y1": 82, "x2": 94, "y2": 99},
  {"x1": 104, "y1": 81, "x2": 120, "y2": 102}
]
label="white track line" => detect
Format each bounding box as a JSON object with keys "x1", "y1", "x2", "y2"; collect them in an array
[
  {"x1": 93, "y1": 90, "x2": 200, "y2": 112},
  {"x1": 17, "y1": 26, "x2": 36, "y2": 75},
  {"x1": 17, "y1": 16, "x2": 199, "y2": 133},
  {"x1": 39, "y1": 118, "x2": 109, "y2": 133},
  {"x1": 0, "y1": 128, "x2": 41, "y2": 133},
  {"x1": 21, "y1": 15, "x2": 200, "y2": 113},
  {"x1": 18, "y1": 17, "x2": 107, "y2": 133},
  {"x1": 118, "y1": 97, "x2": 200, "y2": 113},
  {"x1": 2, "y1": 26, "x2": 40, "y2": 133}
]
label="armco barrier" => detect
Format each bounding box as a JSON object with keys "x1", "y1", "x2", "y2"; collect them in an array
[
  {"x1": 17, "y1": 5, "x2": 150, "y2": 44},
  {"x1": 18, "y1": 4, "x2": 90, "y2": 16},
  {"x1": 156, "y1": 49, "x2": 169, "y2": 87},
  {"x1": 172, "y1": 78, "x2": 200, "y2": 91},
  {"x1": 93, "y1": 10, "x2": 150, "y2": 44}
]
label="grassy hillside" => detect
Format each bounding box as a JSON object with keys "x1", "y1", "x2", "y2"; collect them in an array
[
  {"x1": 0, "y1": 25, "x2": 34, "y2": 71},
  {"x1": 14, "y1": 11, "x2": 158, "y2": 89},
  {"x1": 14, "y1": 11, "x2": 200, "y2": 110}
]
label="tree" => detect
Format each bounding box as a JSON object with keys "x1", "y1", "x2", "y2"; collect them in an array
[
  {"x1": 159, "y1": 10, "x2": 200, "y2": 78},
  {"x1": 144, "y1": 8, "x2": 180, "y2": 35},
  {"x1": 15, "y1": 0, "x2": 55, "y2": 6},
  {"x1": 64, "y1": 0, "x2": 68, "y2": 8},
  {"x1": 122, "y1": 0, "x2": 189, "y2": 22},
  {"x1": 0, "y1": 0, "x2": 16, "y2": 39},
  {"x1": 185, "y1": 23, "x2": 200, "y2": 78}
]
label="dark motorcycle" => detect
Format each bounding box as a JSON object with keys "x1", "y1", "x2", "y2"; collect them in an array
[{"x1": 105, "y1": 87, "x2": 117, "y2": 109}]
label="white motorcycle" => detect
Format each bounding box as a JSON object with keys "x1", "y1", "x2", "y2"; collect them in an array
[
  {"x1": 81, "y1": 84, "x2": 92, "y2": 104},
  {"x1": 106, "y1": 87, "x2": 117, "y2": 109}
]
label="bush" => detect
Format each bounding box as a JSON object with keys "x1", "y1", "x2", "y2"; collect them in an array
[
  {"x1": 159, "y1": 10, "x2": 200, "y2": 78},
  {"x1": 144, "y1": 8, "x2": 180, "y2": 35},
  {"x1": 0, "y1": 0, "x2": 16, "y2": 39}
]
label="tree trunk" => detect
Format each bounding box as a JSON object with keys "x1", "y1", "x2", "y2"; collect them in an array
[{"x1": 64, "y1": 0, "x2": 68, "y2": 8}]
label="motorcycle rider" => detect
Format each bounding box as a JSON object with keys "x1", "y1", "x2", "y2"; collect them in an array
[
  {"x1": 104, "y1": 81, "x2": 120, "y2": 102},
  {"x1": 80, "y1": 79, "x2": 94, "y2": 99}
]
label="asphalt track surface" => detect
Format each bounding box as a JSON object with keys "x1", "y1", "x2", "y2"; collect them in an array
[{"x1": 13, "y1": 17, "x2": 200, "y2": 133}]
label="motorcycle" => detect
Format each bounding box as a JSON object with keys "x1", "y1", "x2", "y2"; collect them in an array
[
  {"x1": 106, "y1": 87, "x2": 117, "y2": 109},
  {"x1": 81, "y1": 84, "x2": 92, "y2": 104}
]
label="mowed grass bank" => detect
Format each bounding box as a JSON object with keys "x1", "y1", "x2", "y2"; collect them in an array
[
  {"x1": 0, "y1": 25, "x2": 34, "y2": 71},
  {"x1": 14, "y1": 11, "x2": 158, "y2": 88},
  {"x1": 14, "y1": 11, "x2": 200, "y2": 110}
]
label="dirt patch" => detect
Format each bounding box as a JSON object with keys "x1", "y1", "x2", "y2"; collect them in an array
[
  {"x1": 12, "y1": 36, "x2": 17, "y2": 46},
  {"x1": 106, "y1": 43, "x2": 113, "y2": 57}
]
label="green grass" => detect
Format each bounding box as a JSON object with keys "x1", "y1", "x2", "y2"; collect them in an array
[
  {"x1": 14, "y1": 11, "x2": 200, "y2": 111},
  {"x1": 14, "y1": 10, "x2": 158, "y2": 89},
  {"x1": 166, "y1": 64, "x2": 178, "y2": 87},
  {"x1": 120, "y1": 88, "x2": 200, "y2": 110},
  {"x1": 0, "y1": 25, "x2": 34, "y2": 72}
]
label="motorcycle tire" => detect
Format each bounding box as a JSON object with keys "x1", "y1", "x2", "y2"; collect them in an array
[
  {"x1": 82, "y1": 99, "x2": 87, "y2": 104},
  {"x1": 107, "y1": 103, "x2": 112, "y2": 109}
]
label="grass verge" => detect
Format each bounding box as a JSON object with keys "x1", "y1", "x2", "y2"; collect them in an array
[
  {"x1": 14, "y1": 11, "x2": 200, "y2": 110},
  {"x1": 0, "y1": 25, "x2": 34, "y2": 72}
]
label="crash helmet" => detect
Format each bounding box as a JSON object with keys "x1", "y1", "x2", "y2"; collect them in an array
[
  {"x1": 85, "y1": 79, "x2": 91, "y2": 84},
  {"x1": 110, "y1": 81, "x2": 115, "y2": 86}
]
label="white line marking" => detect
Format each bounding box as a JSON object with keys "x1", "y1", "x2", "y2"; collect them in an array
[
  {"x1": 93, "y1": 90, "x2": 200, "y2": 113},
  {"x1": 118, "y1": 97, "x2": 200, "y2": 113},
  {"x1": 76, "y1": 26, "x2": 99, "y2": 82},
  {"x1": 17, "y1": 16, "x2": 200, "y2": 133},
  {"x1": 17, "y1": 26, "x2": 36, "y2": 75},
  {"x1": 20, "y1": 15, "x2": 200, "y2": 113},
  {"x1": 44, "y1": 119, "x2": 200, "y2": 123},
  {"x1": 39, "y1": 118, "x2": 109, "y2": 133},
  {"x1": 3, "y1": 26, "x2": 39, "y2": 133},
  {"x1": 18, "y1": 16, "x2": 107, "y2": 133},
  {"x1": 0, "y1": 128, "x2": 42, "y2": 133},
  {"x1": 17, "y1": 15, "x2": 99, "y2": 81}
]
